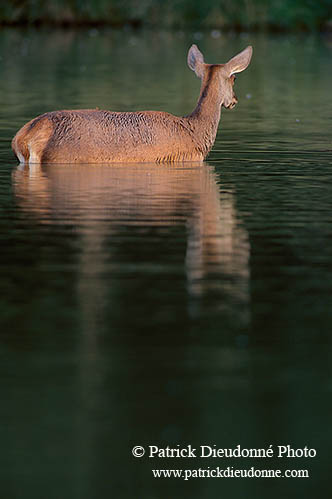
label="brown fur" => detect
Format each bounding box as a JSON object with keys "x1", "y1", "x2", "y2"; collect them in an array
[{"x1": 12, "y1": 45, "x2": 252, "y2": 164}]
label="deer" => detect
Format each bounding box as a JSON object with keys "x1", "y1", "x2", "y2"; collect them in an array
[{"x1": 11, "y1": 44, "x2": 252, "y2": 165}]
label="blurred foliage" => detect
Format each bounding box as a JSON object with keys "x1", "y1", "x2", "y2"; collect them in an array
[{"x1": 0, "y1": 0, "x2": 332, "y2": 30}]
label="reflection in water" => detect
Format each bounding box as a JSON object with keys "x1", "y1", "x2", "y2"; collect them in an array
[
  {"x1": 12, "y1": 162, "x2": 250, "y2": 317},
  {"x1": 12, "y1": 163, "x2": 250, "y2": 497}
]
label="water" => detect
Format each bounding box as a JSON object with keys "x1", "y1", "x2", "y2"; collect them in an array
[{"x1": 1, "y1": 28, "x2": 332, "y2": 498}]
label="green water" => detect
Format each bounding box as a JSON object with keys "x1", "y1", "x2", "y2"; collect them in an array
[{"x1": 1, "y1": 28, "x2": 332, "y2": 498}]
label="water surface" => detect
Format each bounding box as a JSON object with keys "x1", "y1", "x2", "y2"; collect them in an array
[{"x1": 1, "y1": 28, "x2": 332, "y2": 499}]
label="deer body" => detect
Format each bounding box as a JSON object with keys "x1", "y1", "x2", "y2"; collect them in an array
[{"x1": 12, "y1": 45, "x2": 252, "y2": 164}]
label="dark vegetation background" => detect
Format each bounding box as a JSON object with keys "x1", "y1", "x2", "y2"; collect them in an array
[{"x1": 1, "y1": 0, "x2": 332, "y2": 31}]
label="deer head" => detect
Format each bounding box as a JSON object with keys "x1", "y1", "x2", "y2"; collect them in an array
[{"x1": 187, "y1": 44, "x2": 253, "y2": 109}]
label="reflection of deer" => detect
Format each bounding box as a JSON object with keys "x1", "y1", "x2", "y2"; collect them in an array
[
  {"x1": 12, "y1": 163, "x2": 250, "y2": 313},
  {"x1": 12, "y1": 45, "x2": 252, "y2": 164},
  {"x1": 13, "y1": 163, "x2": 252, "y2": 490}
]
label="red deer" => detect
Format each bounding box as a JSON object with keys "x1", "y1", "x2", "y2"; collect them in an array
[{"x1": 12, "y1": 45, "x2": 252, "y2": 164}]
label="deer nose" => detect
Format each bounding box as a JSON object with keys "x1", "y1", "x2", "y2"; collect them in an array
[{"x1": 229, "y1": 97, "x2": 238, "y2": 109}]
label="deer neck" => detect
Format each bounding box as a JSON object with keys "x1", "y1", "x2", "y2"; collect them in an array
[{"x1": 186, "y1": 66, "x2": 223, "y2": 157}]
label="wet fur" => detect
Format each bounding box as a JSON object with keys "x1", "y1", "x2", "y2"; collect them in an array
[{"x1": 13, "y1": 109, "x2": 208, "y2": 164}]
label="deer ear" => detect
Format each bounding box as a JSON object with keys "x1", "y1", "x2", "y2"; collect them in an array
[
  {"x1": 224, "y1": 46, "x2": 253, "y2": 76},
  {"x1": 187, "y1": 44, "x2": 205, "y2": 78}
]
